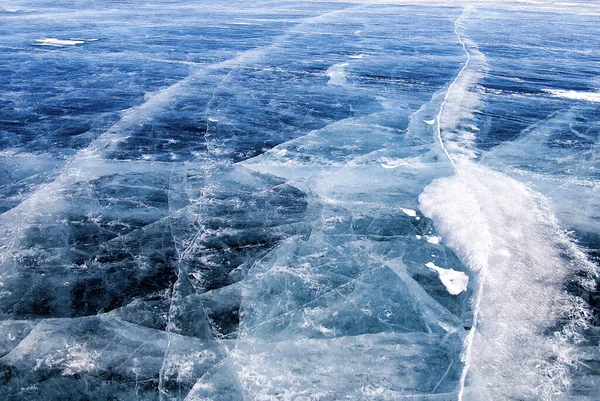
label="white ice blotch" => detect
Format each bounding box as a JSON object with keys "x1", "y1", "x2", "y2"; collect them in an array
[
  {"x1": 423, "y1": 119, "x2": 436, "y2": 125},
  {"x1": 34, "y1": 38, "x2": 85, "y2": 47},
  {"x1": 425, "y1": 262, "x2": 469, "y2": 295},
  {"x1": 542, "y1": 89, "x2": 600, "y2": 103},
  {"x1": 349, "y1": 54, "x2": 364, "y2": 59},
  {"x1": 426, "y1": 236, "x2": 442, "y2": 244},
  {"x1": 401, "y1": 208, "x2": 417, "y2": 217}
]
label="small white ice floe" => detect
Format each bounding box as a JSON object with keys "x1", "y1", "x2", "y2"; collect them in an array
[
  {"x1": 425, "y1": 262, "x2": 469, "y2": 295},
  {"x1": 34, "y1": 38, "x2": 85, "y2": 47},
  {"x1": 33, "y1": 38, "x2": 97, "y2": 47},
  {"x1": 401, "y1": 208, "x2": 417, "y2": 217},
  {"x1": 349, "y1": 54, "x2": 364, "y2": 59},
  {"x1": 423, "y1": 119, "x2": 436, "y2": 125},
  {"x1": 426, "y1": 235, "x2": 441, "y2": 244}
]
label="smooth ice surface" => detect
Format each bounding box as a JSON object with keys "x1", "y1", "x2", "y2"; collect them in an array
[{"x1": 0, "y1": 1, "x2": 599, "y2": 400}]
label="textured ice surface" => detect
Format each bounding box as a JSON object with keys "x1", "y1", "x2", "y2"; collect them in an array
[{"x1": 1, "y1": 1, "x2": 599, "y2": 400}]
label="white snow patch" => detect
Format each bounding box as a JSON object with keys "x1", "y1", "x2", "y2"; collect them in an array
[
  {"x1": 401, "y1": 208, "x2": 417, "y2": 217},
  {"x1": 425, "y1": 262, "x2": 469, "y2": 295},
  {"x1": 542, "y1": 89, "x2": 600, "y2": 103},
  {"x1": 423, "y1": 119, "x2": 436, "y2": 125},
  {"x1": 34, "y1": 38, "x2": 85, "y2": 46},
  {"x1": 426, "y1": 236, "x2": 442, "y2": 244}
]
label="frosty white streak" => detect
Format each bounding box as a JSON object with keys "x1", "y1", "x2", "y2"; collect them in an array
[
  {"x1": 434, "y1": 8, "x2": 470, "y2": 171},
  {"x1": 437, "y1": 7, "x2": 484, "y2": 400}
]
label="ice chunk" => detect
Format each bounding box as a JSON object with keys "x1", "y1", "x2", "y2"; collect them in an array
[
  {"x1": 401, "y1": 208, "x2": 417, "y2": 217},
  {"x1": 425, "y1": 262, "x2": 468, "y2": 295},
  {"x1": 426, "y1": 235, "x2": 442, "y2": 244},
  {"x1": 33, "y1": 38, "x2": 85, "y2": 46}
]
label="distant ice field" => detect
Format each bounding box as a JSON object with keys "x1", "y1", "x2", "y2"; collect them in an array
[{"x1": 0, "y1": 1, "x2": 598, "y2": 400}]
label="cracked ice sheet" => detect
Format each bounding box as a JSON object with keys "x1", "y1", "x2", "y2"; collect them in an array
[
  {"x1": 0, "y1": 316, "x2": 227, "y2": 399},
  {"x1": 1, "y1": 1, "x2": 599, "y2": 400},
  {"x1": 240, "y1": 5, "x2": 600, "y2": 401},
  {"x1": 230, "y1": 333, "x2": 461, "y2": 400}
]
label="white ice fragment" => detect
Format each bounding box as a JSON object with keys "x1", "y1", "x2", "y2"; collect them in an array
[
  {"x1": 542, "y1": 89, "x2": 600, "y2": 103},
  {"x1": 401, "y1": 208, "x2": 417, "y2": 217},
  {"x1": 415, "y1": 235, "x2": 422, "y2": 239},
  {"x1": 34, "y1": 38, "x2": 85, "y2": 46},
  {"x1": 426, "y1": 236, "x2": 442, "y2": 244},
  {"x1": 425, "y1": 262, "x2": 469, "y2": 295},
  {"x1": 349, "y1": 54, "x2": 364, "y2": 59},
  {"x1": 423, "y1": 119, "x2": 436, "y2": 125}
]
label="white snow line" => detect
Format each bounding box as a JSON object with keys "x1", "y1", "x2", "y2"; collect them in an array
[
  {"x1": 434, "y1": 8, "x2": 471, "y2": 171},
  {"x1": 444, "y1": 4, "x2": 485, "y2": 401}
]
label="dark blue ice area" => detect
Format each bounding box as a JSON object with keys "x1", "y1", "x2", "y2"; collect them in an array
[{"x1": 466, "y1": 10, "x2": 600, "y2": 150}]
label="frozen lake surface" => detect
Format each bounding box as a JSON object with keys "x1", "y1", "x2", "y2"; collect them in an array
[{"x1": 0, "y1": 1, "x2": 599, "y2": 400}]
